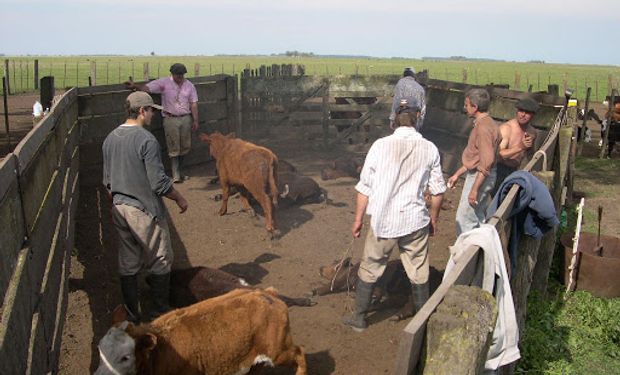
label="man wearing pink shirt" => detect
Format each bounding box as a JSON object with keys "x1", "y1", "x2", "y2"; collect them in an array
[{"x1": 127, "y1": 63, "x2": 199, "y2": 183}]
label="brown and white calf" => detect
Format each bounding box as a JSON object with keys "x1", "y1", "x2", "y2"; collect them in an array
[{"x1": 95, "y1": 289, "x2": 307, "y2": 375}]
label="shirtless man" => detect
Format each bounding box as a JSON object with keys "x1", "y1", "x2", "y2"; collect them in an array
[{"x1": 492, "y1": 97, "x2": 539, "y2": 196}]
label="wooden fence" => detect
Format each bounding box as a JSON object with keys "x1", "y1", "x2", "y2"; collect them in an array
[
  {"x1": 0, "y1": 88, "x2": 80, "y2": 374},
  {"x1": 241, "y1": 69, "x2": 565, "y2": 174},
  {"x1": 0, "y1": 73, "x2": 237, "y2": 374}
]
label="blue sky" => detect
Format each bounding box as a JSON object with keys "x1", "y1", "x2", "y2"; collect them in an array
[{"x1": 1, "y1": 0, "x2": 619, "y2": 65}]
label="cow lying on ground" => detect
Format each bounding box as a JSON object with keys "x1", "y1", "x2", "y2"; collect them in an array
[
  {"x1": 199, "y1": 132, "x2": 279, "y2": 235},
  {"x1": 312, "y1": 257, "x2": 416, "y2": 321},
  {"x1": 320, "y1": 156, "x2": 365, "y2": 180},
  {"x1": 170, "y1": 266, "x2": 315, "y2": 308},
  {"x1": 95, "y1": 289, "x2": 307, "y2": 375}
]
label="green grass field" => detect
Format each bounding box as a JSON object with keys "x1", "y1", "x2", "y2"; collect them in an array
[{"x1": 3, "y1": 55, "x2": 620, "y2": 101}]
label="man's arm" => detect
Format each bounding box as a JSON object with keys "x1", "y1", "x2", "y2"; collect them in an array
[
  {"x1": 498, "y1": 123, "x2": 532, "y2": 160},
  {"x1": 352, "y1": 192, "x2": 369, "y2": 238},
  {"x1": 164, "y1": 187, "x2": 188, "y2": 213},
  {"x1": 428, "y1": 193, "x2": 444, "y2": 236},
  {"x1": 447, "y1": 166, "x2": 467, "y2": 189},
  {"x1": 191, "y1": 102, "x2": 199, "y2": 131},
  {"x1": 468, "y1": 171, "x2": 487, "y2": 207},
  {"x1": 124, "y1": 79, "x2": 151, "y2": 93}
]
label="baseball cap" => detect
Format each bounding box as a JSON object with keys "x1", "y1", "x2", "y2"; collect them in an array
[
  {"x1": 170, "y1": 63, "x2": 188, "y2": 75},
  {"x1": 126, "y1": 91, "x2": 163, "y2": 110},
  {"x1": 515, "y1": 97, "x2": 539, "y2": 113}
]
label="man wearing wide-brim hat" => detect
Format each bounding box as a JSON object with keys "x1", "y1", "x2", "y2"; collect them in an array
[
  {"x1": 126, "y1": 63, "x2": 199, "y2": 183},
  {"x1": 492, "y1": 97, "x2": 539, "y2": 196}
]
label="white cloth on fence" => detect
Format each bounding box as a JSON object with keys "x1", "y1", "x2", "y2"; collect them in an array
[{"x1": 443, "y1": 224, "x2": 520, "y2": 371}]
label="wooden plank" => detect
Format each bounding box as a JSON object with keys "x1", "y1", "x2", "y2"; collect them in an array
[
  {"x1": 39, "y1": 211, "x2": 66, "y2": 351},
  {"x1": 195, "y1": 80, "x2": 227, "y2": 101},
  {"x1": 17, "y1": 136, "x2": 61, "y2": 234},
  {"x1": 47, "y1": 228, "x2": 71, "y2": 374},
  {"x1": 395, "y1": 245, "x2": 482, "y2": 375},
  {"x1": 78, "y1": 90, "x2": 137, "y2": 117},
  {"x1": 12, "y1": 114, "x2": 56, "y2": 173},
  {"x1": 197, "y1": 102, "x2": 228, "y2": 122},
  {"x1": 26, "y1": 311, "x2": 48, "y2": 375},
  {"x1": 0, "y1": 248, "x2": 35, "y2": 375},
  {"x1": 0, "y1": 155, "x2": 25, "y2": 306}
]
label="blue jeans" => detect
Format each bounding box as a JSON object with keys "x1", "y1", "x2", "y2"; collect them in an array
[{"x1": 455, "y1": 168, "x2": 497, "y2": 236}]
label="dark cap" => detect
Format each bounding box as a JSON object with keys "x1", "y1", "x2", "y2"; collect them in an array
[
  {"x1": 169, "y1": 63, "x2": 187, "y2": 75},
  {"x1": 397, "y1": 98, "x2": 421, "y2": 114},
  {"x1": 516, "y1": 97, "x2": 539, "y2": 113},
  {"x1": 126, "y1": 91, "x2": 163, "y2": 110}
]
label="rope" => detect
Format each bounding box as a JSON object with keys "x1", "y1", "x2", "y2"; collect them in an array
[{"x1": 99, "y1": 348, "x2": 123, "y2": 375}]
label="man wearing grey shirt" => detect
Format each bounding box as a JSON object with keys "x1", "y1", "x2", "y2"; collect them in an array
[
  {"x1": 389, "y1": 67, "x2": 427, "y2": 130},
  {"x1": 343, "y1": 101, "x2": 445, "y2": 332},
  {"x1": 103, "y1": 91, "x2": 188, "y2": 322}
]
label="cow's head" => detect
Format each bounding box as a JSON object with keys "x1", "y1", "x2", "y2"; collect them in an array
[
  {"x1": 198, "y1": 132, "x2": 229, "y2": 159},
  {"x1": 94, "y1": 306, "x2": 158, "y2": 375}
]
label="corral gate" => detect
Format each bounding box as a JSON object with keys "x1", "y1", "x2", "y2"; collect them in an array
[{"x1": 241, "y1": 66, "x2": 565, "y2": 175}]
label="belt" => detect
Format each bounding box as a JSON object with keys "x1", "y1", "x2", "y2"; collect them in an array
[{"x1": 164, "y1": 112, "x2": 191, "y2": 118}]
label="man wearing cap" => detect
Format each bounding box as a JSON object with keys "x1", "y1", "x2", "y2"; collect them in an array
[
  {"x1": 343, "y1": 101, "x2": 446, "y2": 332},
  {"x1": 390, "y1": 67, "x2": 426, "y2": 130},
  {"x1": 126, "y1": 63, "x2": 199, "y2": 183},
  {"x1": 447, "y1": 88, "x2": 500, "y2": 236},
  {"x1": 492, "y1": 97, "x2": 539, "y2": 196},
  {"x1": 103, "y1": 91, "x2": 189, "y2": 322}
]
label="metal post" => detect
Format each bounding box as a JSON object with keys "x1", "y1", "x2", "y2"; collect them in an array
[{"x1": 2, "y1": 76, "x2": 11, "y2": 150}]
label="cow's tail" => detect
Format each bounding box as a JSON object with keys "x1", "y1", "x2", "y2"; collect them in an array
[{"x1": 268, "y1": 158, "x2": 279, "y2": 207}]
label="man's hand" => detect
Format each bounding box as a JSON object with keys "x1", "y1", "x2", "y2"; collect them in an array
[
  {"x1": 124, "y1": 79, "x2": 135, "y2": 90},
  {"x1": 447, "y1": 175, "x2": 458, "y2": 189},
  {"x1": 468, "y1": 188, "x2": 478, "y2": 207},
  {"x1": 521, "y1": 132, "x2": 534, "y2": 149},
  {"x1": 176, "y1": 196, "x2": 189, "y2": 213},
  {"x1": 192, "y1": 121, "x2": 199, "y2": 132},
  {"x1": 351, "y1": 219, "x2": 363, "y2": 238},
  {"x1": 429, "y1": 217, "x2": 438, "y2": 236}
]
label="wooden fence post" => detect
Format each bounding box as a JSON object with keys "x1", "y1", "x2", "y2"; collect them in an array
[
  {"x1": 4, "y1": 59, "x2": 10, "y2": 94},
  {"x1": 322, "y1": 78, "x2": 330, "y2": 148},
  {"x1": 2, "y1": 76, "x2": 11, "y2": 150},
  {"x1": 514, "y1": 72, "x2": 521, "y2": 90},
  {"x1": 40, "y1": 76, "x2": 55, "y2": 111},
  {"x1": 462, "y1": 69, "x2": 468, "y2": 83},
  {"x1": 143, "y1": 62, "x2": 150, "y2": 81},
  {"x1": 577, "y1": 87, "x2": 591, "y2": 155},
  {"x1": 194, "y1": 63, "x2": 200, "y2": 78},
  {"x1": 34, "y1": 59, "x2": 39, "y2": 90},
  {"x1": 90, "y1": 60, "x2": 96, "y2": 86}
]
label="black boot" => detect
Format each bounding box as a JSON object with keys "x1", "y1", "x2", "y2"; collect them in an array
[
  {"x1": 146, "y1": 273, "x2": 172, "y2": 320},
  {"x1": 343, "y1": 279, "x2": 374, "y2": 332},
  {"x1": 412, "y1": 282, "x2": 430, "y2": 315},
  {"x1": 120, "y1": 275, "x2": 141, "y2": 323}
]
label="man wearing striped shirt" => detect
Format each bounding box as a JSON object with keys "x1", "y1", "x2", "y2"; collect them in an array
[{"x1": 343, "y1": 102, "x2": 446, "y2": 332}]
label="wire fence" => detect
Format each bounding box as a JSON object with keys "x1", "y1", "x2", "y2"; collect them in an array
[{"x1": 2, "y1": 57, "x2": 619, "y2": 102}]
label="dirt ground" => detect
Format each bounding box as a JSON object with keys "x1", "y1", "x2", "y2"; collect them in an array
[{"x1": 2, "y1": 92, "x2": 618, "y2": 374}]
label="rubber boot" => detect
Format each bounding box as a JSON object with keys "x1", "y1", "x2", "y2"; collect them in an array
[
  {"x1": 170, "y1": 157, "x2": 181, "y2": 183},
  {"x1": 342, "y1": 279, "x2": 374, "y2": 332},
  {"x1": 412, "y1": 281, "x2": 430, "y2": 315},
  {"x1": 146, "y1": 273, "x2": 172, "y2": 320},
  {"x1": 120, "y1": 275, "x2": 141, "y2": 324},
  {"x1": 178, "y1": 155, "x2": 189, "y2": 181}
]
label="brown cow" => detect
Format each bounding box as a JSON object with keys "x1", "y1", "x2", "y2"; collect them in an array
[
  {"x1": 170, "y1": 266, "x2": 315, "y2": 308},
  {"x1": 199, "y1": 132, "x2": 279, "y2": 235},
  {"x1": 95, "y1": 289, "x2": 307, "y2": 375},
  {"x1": 313, "y1": 258, "x2": 417, "y2": 321},
  {"x1": 320, "y1": 156, "x2": 365, "y2": 180}
]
